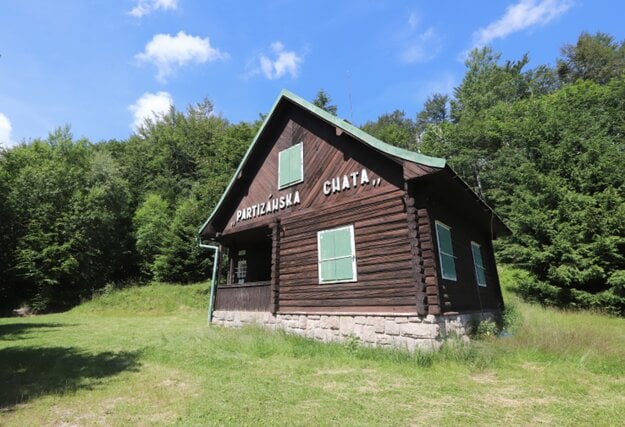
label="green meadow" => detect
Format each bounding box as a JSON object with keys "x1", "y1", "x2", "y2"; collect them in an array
[{"x1": 1, "y1": 269, "x2": 624, "y2": 426}]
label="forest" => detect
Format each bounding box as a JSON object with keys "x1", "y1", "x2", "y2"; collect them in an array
[{"x1": 1, "y1": 32, "x2": 624, "y2": 315}]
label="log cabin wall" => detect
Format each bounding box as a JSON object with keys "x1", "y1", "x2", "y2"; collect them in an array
[
  {"x1": 217, "y1": 103, "x2": 420, "y2": 314},
  {"x1": 427, "y1": 199, "x2": 504, "y2": 313},
  {"x1": 278, "y1": 187, "x2": 417, "y2": 313},
  {"x1": 216, "y1": 103, "x2": 408, "y2": 232},
  {"x1": 414, "y1": 207, "x2": 442, "y2": 315}
]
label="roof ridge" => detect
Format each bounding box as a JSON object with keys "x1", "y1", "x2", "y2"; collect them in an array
[{"x1": 279, "y1": 89, "x2": 446, "y2": 168}]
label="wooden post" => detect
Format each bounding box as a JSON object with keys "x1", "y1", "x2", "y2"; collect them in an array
[
  {"x1": 227, "y1": 246, "x2": 235, "y2": 285},
  {"x1": 270, "y1": 219, "x2": 281, "y2": 314}
]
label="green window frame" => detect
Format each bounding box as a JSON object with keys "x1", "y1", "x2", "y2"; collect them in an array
[
  {"x1": 317, "y1": 225, "x2": 357, "y2": 284},
  {"x1": 435, "y1": 221, "x2": 457, "y2": 281},
  {"x1": 471, "y1": 241, "x2": 487, "y2": 287},
  {"x1": 278, "y1": 142, "x2": 303, "y2": 189}
]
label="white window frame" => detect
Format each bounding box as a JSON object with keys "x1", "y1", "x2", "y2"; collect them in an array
[
  {"x1": 317, "y1": 224, "x2": 357, "y2": 284},
  {"x1": 471, "y1": 241, "x2": 487, "y2": 287},
  {"x1": 278, "y1": 142, "x2": 304, "y2": 189},
  {"x1": 435, "y1": 220, "x2": 457, "y2": 281},
  {"x1": 236, "y1": 249, "x2": 247, "y2": 284}
]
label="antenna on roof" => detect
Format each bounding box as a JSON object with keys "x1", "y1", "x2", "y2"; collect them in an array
[{"x1": 347, "y1": 70, "x2": 353, "y2": 123}]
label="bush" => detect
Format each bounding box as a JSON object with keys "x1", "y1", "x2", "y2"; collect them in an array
[
  {"x1": 517, "y1": 273, "x2": 625, "y2": 316},
  {"x1": 476, "y1": 320, "x2": 499, "y2": 338},
  {"x1": 501, "y1": 301, "x2": 522, "y2": 334}
]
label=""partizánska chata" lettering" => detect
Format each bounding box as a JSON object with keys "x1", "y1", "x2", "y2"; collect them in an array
[
  {"x1": 236, "y1": 191, "x2": 300, "y2": 222},
  {"x1": 323, "y1": 168, "x2": 381, "y2": 195}
]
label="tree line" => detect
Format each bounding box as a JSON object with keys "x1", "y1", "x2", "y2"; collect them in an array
[
  {"x1": 364, "y1": 32, "x2": 625, "y2": 315},
  {"x1": 0, "y1": 102, "x2": 257, "y2": 311},
  {"x1": 1, "y1": 32, "x2": 624, "y2": 315}
]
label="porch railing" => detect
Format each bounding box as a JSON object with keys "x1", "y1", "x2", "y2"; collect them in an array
[{"x1": 214, "y1": 281, "x2": 271, "y2": 312}]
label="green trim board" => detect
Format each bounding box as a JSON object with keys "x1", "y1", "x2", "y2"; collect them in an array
[{"x1": 198, "y1": 89, "x2": 446, "y2": 237}]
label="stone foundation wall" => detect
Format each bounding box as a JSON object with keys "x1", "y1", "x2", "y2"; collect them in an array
[{"x1": 212, "y1": 310, "x2": 498, "y2": 351}]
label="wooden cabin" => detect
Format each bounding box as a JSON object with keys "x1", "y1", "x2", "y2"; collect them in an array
[{"x1": 198, "y1": 90, "x2": 508, "y2": 350}]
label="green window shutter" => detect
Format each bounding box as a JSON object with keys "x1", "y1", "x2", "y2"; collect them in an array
[
  {"x1": 278, "y1": 143, "x2": 303, "y2": 188},
  {"x1": 278, "y1": 149, "x2": 290, "y2": 188},
  {"x1": 318, "y1": 225, "x2": 356, "y2": 283},
  {"x1": 435, "y1": 221, "x2": 457, "y2": 281},
  {"x1": 471, "y1": 242, "x2": 487, "y2": 287}
]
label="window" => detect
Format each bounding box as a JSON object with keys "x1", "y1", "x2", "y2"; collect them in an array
[
  {"x1": 236, "y1": 250, "x2": 247, "y2": 284},
  {"x1": 278, "y1": 142, "x2": 303, "y2": 189},
  {"x1": 435, "y1": 221, "x2": 457, "y2": 281},
  {"x1": 471, "y1": 242, "x2": 487, "y2": 287},
  {"x1": 317, "y1": 225, "x2": 357, "y2": 284}
]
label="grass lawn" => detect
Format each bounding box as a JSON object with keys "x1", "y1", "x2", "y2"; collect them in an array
[{"x1": 1, "y1": 270, "x2": 624, "y2": 426}]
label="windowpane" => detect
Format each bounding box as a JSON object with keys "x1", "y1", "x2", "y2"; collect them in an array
[
  {"x1": 334, "y1": 257, "x2": 354, "y2": 281},
  {"x1": 471, "y1": 242, "x2": 487, "y2": 287},
  {"x1": 278, "y1": 149, "x2": 290, "y2": 187},
  {"x1": 289, "y1": 145, "x2": 301, "y2": 182},
  {"x1": 441, "y1": 253, "x2": 457, "y2": 280},
  {"x1": 435, "y1": 221, "x2": 457, "y2": 281},
  {"x1": 319, "y1": 232, "x2": 335, "y2": 259},
  {"x1": 436, "y1": 223, "x2": 453, "y2": 254},
  {"x1": 333, "y1": 227, "x2": 352, "y2": 257},
  {"x1": 320, "y1": 259, "x2": 336, "y2": 282}
]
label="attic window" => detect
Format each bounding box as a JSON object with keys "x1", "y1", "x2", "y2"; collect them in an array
[{"x1": 278, "y1": 143, "x2": 303, "y2": 189}]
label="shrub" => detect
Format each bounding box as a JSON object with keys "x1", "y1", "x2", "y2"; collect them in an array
[{"x1": 501, "y1": 301, "x2": 522, "y2": 334}]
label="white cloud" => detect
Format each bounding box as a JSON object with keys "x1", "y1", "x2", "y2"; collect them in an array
[
  {"x1": 408, "y1": 12, "x2": 419, "y2": 29},
  {"x1": 472, "y1": 0, "x2": 572, "y2": 48},
  {"x1": 136, "y1": 31, "x2": 228, "y2": 82},
  {"x1": 0, "y1": 113, "x2": 15, "y2": 148},
  {"x1": 128, "y1": 91, "x2": 173, "y2": 131},
  {"x1": 397, "y1": 11, "x2": 442, "y2": 64},
  {"x1": 401, "y1": 27, "x2": 441, "y2": 64},
  {"x1": 130, "y1": 0, "x2": 179, "y2": 18},
  {"x1": 258, "y1": 42, "x2": 303, "y2": 80}
]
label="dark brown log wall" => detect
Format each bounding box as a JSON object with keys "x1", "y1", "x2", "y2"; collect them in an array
[
  {"x1": 213, "y1": 102, "x2": 451, "y2": 315},
  {"x1": 415, "y1": 207, "x2": 442, "y2": 315},
  {"x1": 220, "y1": 104, "x2": 407, "y2": 234},
  {"x1": 427, "y1": 200, "x2": 504, "y2": 313},
  {"x1": 278, "y1": 186, "x2": 418, "y2": 314}
]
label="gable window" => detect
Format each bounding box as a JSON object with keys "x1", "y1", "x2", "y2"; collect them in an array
[
  {"x1": 471, "y1": 242, "x2": 487, "y2": 287},
  {"x1": 317, "y1": 225, "x2": 357, "y2": 284},
  {"x1": 435, "y1": 221, "x2": 457, "y2": 281},
  {"x1": 278, "y1": 142, "x2": 303, "y2": 189}
]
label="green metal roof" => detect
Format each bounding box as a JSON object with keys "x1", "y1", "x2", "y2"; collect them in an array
[{"x1": 198, "y1": 89, "x2": 446, "y2": 236}]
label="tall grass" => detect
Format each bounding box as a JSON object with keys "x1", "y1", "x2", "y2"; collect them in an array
[{"x1": 1, "y1": 272, "x2": 624, "y2": 425}]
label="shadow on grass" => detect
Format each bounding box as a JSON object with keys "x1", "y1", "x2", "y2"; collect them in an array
[
  {"x1": 0, "y1": 323, "x2": 70, "y2": 341},
  {"x1": 0, "y1": 346, "x2": 141, "y2": 410}
]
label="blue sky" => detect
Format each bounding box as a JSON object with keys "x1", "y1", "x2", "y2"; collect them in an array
[{"x1": 1, "y1": 0, "x2": 624, "y2": 147}]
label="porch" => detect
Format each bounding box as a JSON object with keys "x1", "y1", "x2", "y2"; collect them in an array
[{"x1": 214, "y1": 221, "x2": 280, "y2": 313}]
